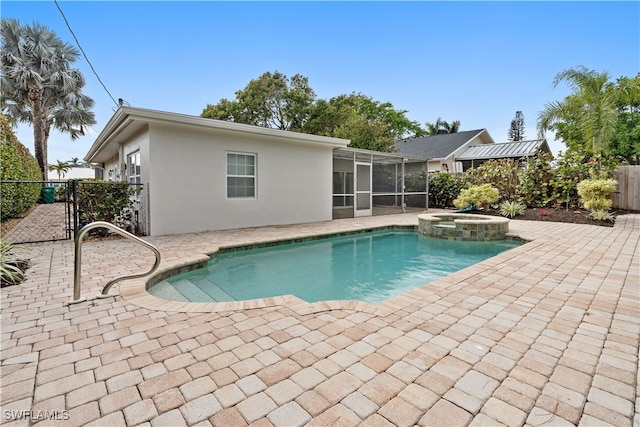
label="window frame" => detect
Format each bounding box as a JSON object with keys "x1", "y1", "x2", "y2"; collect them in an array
[
  {"x1": 226, "y1": 151, "x2": 257, "y2": 199},
  {"x1": 127, "y1": 151, "x2": 141, "y2": 184}
]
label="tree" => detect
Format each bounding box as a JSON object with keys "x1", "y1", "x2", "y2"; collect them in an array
[
  {"x1": 49, "y1": 160, "x2": 70, "y2": 179},
  {"x1": 1, "y1": 18, "x2": 96, "y2": 181},
  {"x1": 303, "y1": 93, "x2": 424, "y2": 151},
  {"x1": 607, "y1": 74, "x2": 640, "y2": 164},
  {"x1": 201, "y1": 71, "x2": 315, "y2": 131},
  {"x1": 538, "y1": 66, "x2": 620, "y2": 154},
  {"x1": 203, "y1": 72, "x2": 424, "y2": 152},
  {"x1": 425, "y1": 118, "x2": 460, "y2": 135},
  {"x1": 508, "y1": 111, "x2": 526, "y2": 141}
]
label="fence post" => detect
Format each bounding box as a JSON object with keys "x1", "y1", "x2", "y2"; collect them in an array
[{"x1": 72, "y1": 179, "x2": 79, "y2": 237}]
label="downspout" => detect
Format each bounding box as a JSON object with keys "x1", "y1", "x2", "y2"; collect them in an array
[
  {"x1": 401, "y1": 158, "x2": 406, "y2": 213},
  {"x1": 425, "y1": 159, "x2": 429, "y2": 210}
]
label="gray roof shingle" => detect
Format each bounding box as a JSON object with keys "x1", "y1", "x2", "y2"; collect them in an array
[{"x1": 394, "y1": 129, "x2": 489, "y2": 159}]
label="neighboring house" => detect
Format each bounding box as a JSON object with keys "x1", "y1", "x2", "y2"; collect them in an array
[
  {"x1": 456, "y1": 139, "x2": 551, "y2": 171},
  {"x1": 84, "y1": 107, "x2": 428, "y2": 236},
  {"x1": 48, "y1": 166, "x2": 95, "y2": 190},
  {"x1": 394, "y1": 129, "x2": 495, "y2": 173},
  {"x1": 395, "y1": 130, "x2": 550, "y2": 172},
  {"x1": 60, "y1": 166, "x2": 95, "y2": 180}
]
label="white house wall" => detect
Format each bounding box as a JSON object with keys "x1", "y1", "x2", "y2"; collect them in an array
[
  {"x1": 103, "y1": 127, "x2": 150, "y2": 183},
  {"x1": 146, "y1": 123, "x2": 334, "y2": 235}
]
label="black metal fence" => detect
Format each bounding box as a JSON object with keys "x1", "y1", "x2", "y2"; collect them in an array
[{"x1": 1, "y1": 180, "x2": 146, "y2": 244}]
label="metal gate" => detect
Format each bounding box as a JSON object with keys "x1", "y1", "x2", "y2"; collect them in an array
[
  {"x1": 1, "y1": 181, "x2": 72, "y2": 244},
  {"x1": 1, "y1": 180, "x2": 146, "y2": 244}
]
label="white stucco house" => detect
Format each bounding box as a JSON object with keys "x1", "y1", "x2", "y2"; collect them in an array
[{"x1": 84, "y1": 107, "x2": 429, "y2": 236}]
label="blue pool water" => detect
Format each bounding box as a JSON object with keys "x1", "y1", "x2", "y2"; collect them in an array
[{"x1": 149, "y1": 229, "x2": 521, "y2": 304}]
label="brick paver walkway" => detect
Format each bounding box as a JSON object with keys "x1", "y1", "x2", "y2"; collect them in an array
[{"x1": 1, "y1": 213, "x2": 638, "y2": 426}]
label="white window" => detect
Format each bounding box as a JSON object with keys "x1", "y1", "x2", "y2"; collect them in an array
[
  {"x1": 227, "y1": 152, "x2": 256, "y2": 198},
  {"x1": 127, "y1": 151, "x2": 141, "y2": 184}
]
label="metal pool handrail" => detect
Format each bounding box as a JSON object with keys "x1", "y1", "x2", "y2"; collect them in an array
[{"x1": 71, "y1": 221, "x2": 161, "y2": 304}]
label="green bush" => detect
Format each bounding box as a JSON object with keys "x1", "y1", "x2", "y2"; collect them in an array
[
  {"x1": 517, "y1": 152, "x2": 556, "y2": 208},
  {"x1": 499, "y1": 200, "x2": 526, "y2": 218},
  {"x1": 75, "y1": 180, "x2": 137, "y2": 235},
  {"x1": 465, "y1": 159, "x2": 520, "y2": 203},
  {"x1": 428, "y1": 172, "x2": 464, "y2": 207},
  {"x1": 54, "y1": 186, "x2": 67, "y2": 202},
  {"x1": 464, "y1": 151, "x2": 618, "y2": 210},
  {"x1": 589, "y1": 210, "x2": 615, "y2": 222},
  {"x1": 546, "y1": 151, "x2": 616, "y2": 209},
  {"x1": 0, "y1": 114, "x2": 43, "y2": 220},
  {"x1": 0, "y1": 238, "x2": 29, "y2": 286},
  {"x1": 577, "y1": 176, "x2": 618, "y2": 212},
  {"x1": 453, "y1": 184, "x2": 499, "y2": 209}
]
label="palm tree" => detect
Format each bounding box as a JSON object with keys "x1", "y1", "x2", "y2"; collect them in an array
[
  {"x1": 0, "y1": 18, "x2": 96, "y2": 181},
  {"x1": 538, "y1": 66, "x2": 618, "y2": 153},
  {"x1": 425, "y1": 117, "x2": 461, "y2": 135},
  {"x1": 49, "y1": 160, "x2": 71, "y2": 180}
]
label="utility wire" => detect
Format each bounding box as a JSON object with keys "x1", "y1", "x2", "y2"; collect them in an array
[{"x1": 53, "y1": 0, "x2": 120, "y2": 107}]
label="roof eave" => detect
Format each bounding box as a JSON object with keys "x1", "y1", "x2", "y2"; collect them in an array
[{"x1": 85, "y1": 106, "x2": 351, "y2": 162}]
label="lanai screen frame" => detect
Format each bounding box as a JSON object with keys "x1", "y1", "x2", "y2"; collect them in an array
[{"x1": 333, "y1": 147, "x2": 429, "y2": 219}]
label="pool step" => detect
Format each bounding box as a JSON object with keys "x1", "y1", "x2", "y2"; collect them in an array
[
  {"x1": 150, "y1": 277, "x2": 236, "y2": 303},
  {"x1": 149, "y1": 281, "x2": 189, "y2": 302},
  {"x1": 191, "y1": 278, "x2": 235, "y2": 302},
  {"x1": 171, "y1": 279, "x2": 215, "y2": 302}
]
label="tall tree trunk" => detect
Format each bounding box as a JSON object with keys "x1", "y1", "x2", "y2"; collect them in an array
[{"x1": 29, "y1": 86, "x2": 48, "y2": 181}]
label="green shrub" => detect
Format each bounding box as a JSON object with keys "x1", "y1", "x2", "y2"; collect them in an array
[
  {"x1": 428, "y1": 172, "x2": 464, "y2": 207},
  {"x1": 589, "y1": 210, "x2": 615, "y2": 222},
  {"x1": 453, "y1": 184, "x2": 499, "y2": 209},
  {"x1": 54, "y1": 186, "x2": 67, "y2": 202},
  {"x1": 499, "y1": 200, "x2": 526, "y2": 218},
  {"x1": 547, "y1": 151, "x2": 616, "y2": 209},
  {"x1": 577, "y1": 176, "x2": 618, "y2": 212},
  {"x1": 465, "y1": 159, "x2": 519, "y2": 203},
  {"x1": 0, "y1": 238, "x2": 29, "y2": 286},
  {"x1": 75, "y1": 180, "x2": 137, "y2": 235},
  {"x1": 0, "y1": 114, "x2": 43, "y2": 220},
  {"x1": 518, "y1": 152, "x2": 556, "y2": 208}
]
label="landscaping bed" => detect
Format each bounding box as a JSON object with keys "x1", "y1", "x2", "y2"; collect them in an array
[{"x1": 466, "y1": 207, "x2": 636, "y2": 227}]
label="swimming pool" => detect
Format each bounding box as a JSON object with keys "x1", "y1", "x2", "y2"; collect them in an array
[{"x1": 149, "y1": 228, "x2": 521, "y2": 304}]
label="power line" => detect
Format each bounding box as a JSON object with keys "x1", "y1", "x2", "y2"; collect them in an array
[{"x1": 53, "y1": 0, "x2": 119, "y2": 107}]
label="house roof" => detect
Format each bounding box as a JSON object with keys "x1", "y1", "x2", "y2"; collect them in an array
[
  {"x1": 393, "y1": 129, "x2": 494, "y2": 159},
  {"x1": 457, "y1": 139, "x2": 550, "y2": 160},
  {"x1": 85, "y1": 106, "x2": 350, "y2": 163}
]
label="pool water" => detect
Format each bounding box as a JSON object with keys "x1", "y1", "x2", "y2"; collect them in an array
[{"x1": 149, "y1": 229, "x2": 521, "y2": 304}]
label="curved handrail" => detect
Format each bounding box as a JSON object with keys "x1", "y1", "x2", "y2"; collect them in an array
[{"x1": 71, "y1": 221, "x2": 161, "y2": 303}]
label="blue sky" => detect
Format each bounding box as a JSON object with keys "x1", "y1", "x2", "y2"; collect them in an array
[{"x1": 3, "y1": 1, "x2": 639, "y2": 164}]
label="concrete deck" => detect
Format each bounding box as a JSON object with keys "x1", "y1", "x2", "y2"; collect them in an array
[{"x1": 1, "y1": 213, "x2": 638, "y2": 426}]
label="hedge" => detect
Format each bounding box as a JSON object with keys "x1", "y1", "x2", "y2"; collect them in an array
[{"x1": 0, "y1": 114, "x2": 43, "y2": 221}]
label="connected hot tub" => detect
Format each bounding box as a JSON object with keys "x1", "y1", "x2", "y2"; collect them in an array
[{"x1": 418, "y1": 212, "x2": 509, "y2": 241}]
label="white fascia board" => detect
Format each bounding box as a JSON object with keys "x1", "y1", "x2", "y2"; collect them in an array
[
  {"x1": 449, "y1": 129, "x2": 490, "y2": 158},
  {"x1": 85, "y1": 106, "x2": 351, "y2": 162},
  {"x1": 125, "y1": 107, "x2": 351, "y2": 148},
  {"x1": 84, "y1": 107, "x2": 135, "y2": 162}
]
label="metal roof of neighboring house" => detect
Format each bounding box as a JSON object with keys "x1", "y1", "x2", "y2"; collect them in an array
[
  {"x1": 393, "y1": 129, "x2": 493, "y2": 159},
  {"x1": 456, "y1": 139, "x2": 550, "y2": 160}
]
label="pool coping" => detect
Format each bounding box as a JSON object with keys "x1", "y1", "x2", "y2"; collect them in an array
[{"x1": 117, "y1": 224, "x2": 530, "y2": 316}]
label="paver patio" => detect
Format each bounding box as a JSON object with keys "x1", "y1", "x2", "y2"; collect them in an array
[{"x1": 1, "y1": 212, "x2": 638, "y2": 426}]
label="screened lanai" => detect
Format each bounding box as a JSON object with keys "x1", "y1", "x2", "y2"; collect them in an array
[{"x1": 333, "y1": 148, "x2": 429, "y2": 219}]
